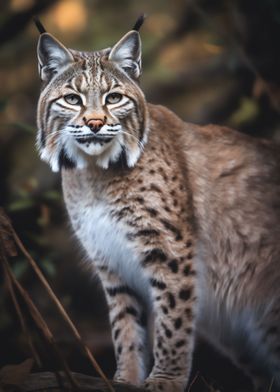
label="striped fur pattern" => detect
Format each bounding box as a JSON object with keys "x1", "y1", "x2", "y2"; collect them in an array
[{"x1": 37, "y1": 28, "x2": 280, "y2": 392}]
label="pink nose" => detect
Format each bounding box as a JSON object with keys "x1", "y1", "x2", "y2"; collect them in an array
[{"x1": 86, "y1": 118, "x2": 104, "y2": 133}]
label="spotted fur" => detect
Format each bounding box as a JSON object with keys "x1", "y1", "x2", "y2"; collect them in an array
[{"x1": 36, "y1": 27, "x2": 280, "y2": 392}]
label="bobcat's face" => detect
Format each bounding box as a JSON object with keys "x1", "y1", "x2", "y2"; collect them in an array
[{"x1": 36, "y1": 31, "x2": 148, "y2": 171}]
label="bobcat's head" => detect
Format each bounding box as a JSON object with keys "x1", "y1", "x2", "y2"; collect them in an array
[{"x1": 36, "y1": 20, "x2": 149, "y2": 172}]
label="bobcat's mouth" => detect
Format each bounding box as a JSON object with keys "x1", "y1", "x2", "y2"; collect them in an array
[{"x1": 75, "y1": 135, "x2": 113, "y2": 145}]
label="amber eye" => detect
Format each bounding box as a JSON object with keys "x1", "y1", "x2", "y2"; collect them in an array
[
  {"x1": 106, "y1": 93, "x2": 122, "y2": 104},
  {"x1": 64, "y1": 94, "x2": 82, "y2": 105}
]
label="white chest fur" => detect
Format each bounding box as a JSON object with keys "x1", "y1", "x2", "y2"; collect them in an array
[{"x1": 66, "y1": 199, "x2": 148, "y2": 294}]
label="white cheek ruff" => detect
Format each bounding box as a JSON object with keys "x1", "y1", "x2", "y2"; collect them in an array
[
  {"x1": 38, "y1": 128, "x2": 87, "y2": 172},
  {"x1": 62, "y1": 136, "x2": 88, "y2": 169},
  {"x1": 40, "y1": 146, "x2": 60, "y2": 172},
  {"x1": 126, "y1": 145, "x2": 142, "y2": 168}
]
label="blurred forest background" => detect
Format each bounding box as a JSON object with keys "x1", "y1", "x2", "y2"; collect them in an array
[{"x1": 1, "y1": 0, "x2": 280, "y2": 391}]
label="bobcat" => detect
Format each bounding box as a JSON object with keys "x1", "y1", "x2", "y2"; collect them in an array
[{"x1": 36, "y1": 18, "x2": 280, "y2": 392}]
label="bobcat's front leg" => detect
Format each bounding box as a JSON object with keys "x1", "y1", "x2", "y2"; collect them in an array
[
  {"x1": 97, "y1": 265, "x2": 147, "y2": 386},
  {"x1": 142, "y1": 246, "x2": 197, "y2": 392}
]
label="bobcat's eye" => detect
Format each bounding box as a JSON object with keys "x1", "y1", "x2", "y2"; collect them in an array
[
  {"x1": 64, "y1": 94, "x2": 82, "y2": 105},
  {"x1": 106, "y1": 93, "x2": 122, "y2": 104}
]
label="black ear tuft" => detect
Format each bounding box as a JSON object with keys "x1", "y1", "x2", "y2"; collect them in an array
[
  {"x1": 33, "y1": 16, "x2": 46, "y2": 34},
  {"x1": 132, "y1": 14, "x2": 146, "y2": 32}
]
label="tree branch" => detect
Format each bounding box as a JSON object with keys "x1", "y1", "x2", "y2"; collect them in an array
[{"x1": 22, "y1": 372, "x2": 146, "y2": 392}]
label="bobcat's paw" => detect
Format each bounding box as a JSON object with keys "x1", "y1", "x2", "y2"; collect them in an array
[
  {"x1": 114, "y1": 371, "x2": 143, "y2": 387},
  {"x1": 144, "y1": 377, "x2": 186, "y2": 392}
]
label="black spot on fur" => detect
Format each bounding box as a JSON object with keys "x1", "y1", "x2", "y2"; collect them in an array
[
  {"x1": 114, "y1": 328, "x2": 120, "y2": 341},
  {"x1": 174, "y1": 317, "x2": 182, "y2": 329},
  {"x1": 117, "y1": 345, "x2": 123, "y2": 355},
  {"x1": 106, "y1": 285, "x2": 138, "y2": 300},
  {"x1": 183, "y1": 265, "x2": 190, "y2": 276},
  {"x1": 161, "y1": 306, "x2": 168, "y2": 315},
  {"x1": 175, "y1": 339, "x2": 185, "y2": 348},
  {"x1": 131, "y1": 229, "x2": 160, "y2": 238},
  {"x1": 179, "y1": 288, "x2": 192, "y2": 301},
  {"x1": 160, "y1": 219, "x2": 183, "y2": 241},
  {"x1": 113, "y1": 206, "x2": 134, "y2": 220},
  {"x1": 167, "y1": 292, "x2": 176, "y2": 309},
  {"x1": 146, "y1": 207, "x2": 158, "y2": 217},
  {"x1": 150, "y1": 278, "x2": 166, "y2": 290},
  {"x1": 111, "y1": 306, "x2": 138, "y2": 326},
  {"x1": 168, "y1": 259, "x2": 178, "y2": 273},
  {"x1": 135, "y1": 196, "x2": 145, "y2": 204},
  {"x1": 171, "y1": 366, "x2": 183, "y2": 373},
  {"x1": 142, "y1": 248, "x2": 167, "y2": 265},
  {"x1": 157, "y1": 338, "x2": 163, "y2": 349},
  {"x1": 185, "y1": 308, "x2": 193, "y2": 319},
  {"x1": 162, "y1": 323, "x2": 172, "y2": 338},
  {"x1": 150, "y1": 184, "x2": 162, "y2": 193},
  {"x1": 186, "y1": 240, "x2": 192, "y2": 248},
  {"x1": 126, "y1": 306, "x2": 139, "y2": 318},
  {"x1": 81, "y1": 60, "x2": 87, "y2": 70}
]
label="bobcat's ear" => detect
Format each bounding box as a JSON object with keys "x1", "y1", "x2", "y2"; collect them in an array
[
  {"x1": 109, "y1": 31, "x2": 142, "y2": 79},
  {"x1": 37, "y1": 33, "x2": 74, "y2": 82}
]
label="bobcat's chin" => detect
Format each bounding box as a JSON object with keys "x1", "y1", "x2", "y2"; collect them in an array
[
  {"x1": 72, "y1": 130, "x2": 144, "y2": 170},
  {"x1": 75, "y1": 136, "x2": 114, "y2": 158}
]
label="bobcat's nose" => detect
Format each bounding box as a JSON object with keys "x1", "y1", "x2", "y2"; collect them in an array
[{"x1": 86, "y1": 118, "x2": 105, "y2": 133}]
